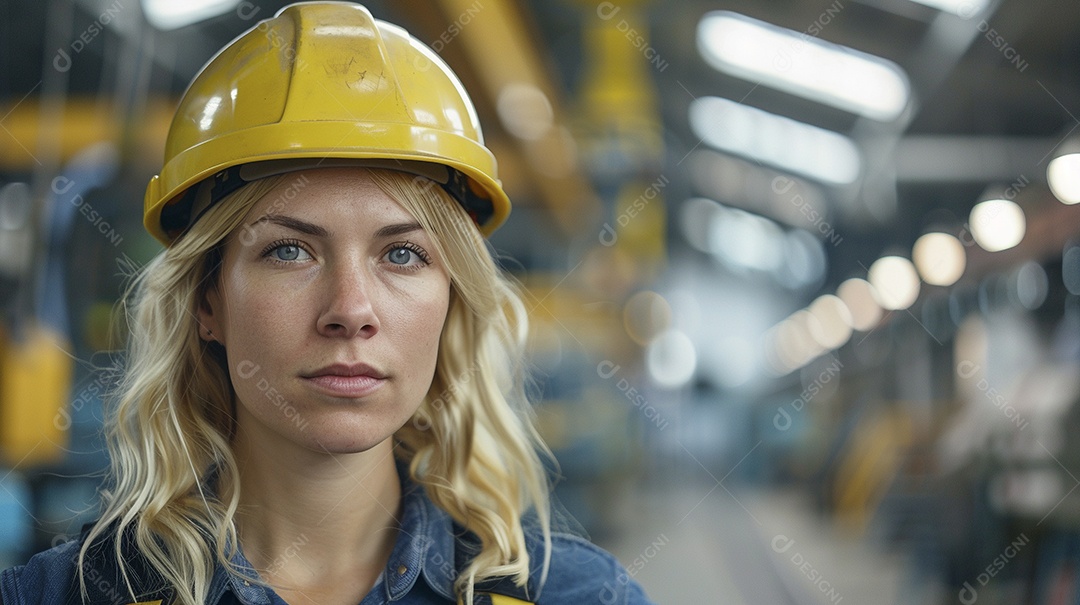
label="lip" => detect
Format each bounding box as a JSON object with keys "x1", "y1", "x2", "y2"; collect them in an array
[{"x1": 301, "y1": 363, "x2": 387, "y2": 398}]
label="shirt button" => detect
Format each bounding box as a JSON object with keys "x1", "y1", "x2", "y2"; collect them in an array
[
  {"x1": 397, "y1": 565, "x2": 408, "y2": 575},
  {"x1": 243, "y1": 580, "x2": 251, "y2": 586}
]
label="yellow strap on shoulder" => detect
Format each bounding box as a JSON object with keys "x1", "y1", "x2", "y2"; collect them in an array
[
  {"x1": 489, "y1": 595, "x2": 533, "y2": 605},
  {"x1": 458, "y1": 594, "x2": 534, "y2": 605}
]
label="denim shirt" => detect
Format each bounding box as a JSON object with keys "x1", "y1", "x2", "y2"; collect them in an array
[{"x1": 1, "y1": 476, "x2": 654, "y2": 605}]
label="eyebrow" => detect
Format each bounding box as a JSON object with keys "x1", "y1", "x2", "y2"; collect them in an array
[
  {"x1": 251, "y1": 214, "x2": 330, "y2": 237},
  {"x1": 374, "y1": 222, "x2": 424, "y2": 239},
  {"x1": 249, "y1": 215, "x2": 423, "y2": 239}
]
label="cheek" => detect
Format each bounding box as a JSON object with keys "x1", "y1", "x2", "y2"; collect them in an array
[
  {"x1": 220, "y1": 272, "x2": 306, "y2": 359},
  {"x1": 417, "y1": 295, "x2": 450, "y2": 347},
  {"x1": 392, "y1": 284, "x2": 450, "y2": 371}
]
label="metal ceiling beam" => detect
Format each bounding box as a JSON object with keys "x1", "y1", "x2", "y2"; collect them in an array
[
  {"x1": 895, "y1": 136, "x2": 1059, "y2": 182},
  {"x1": 423, "y1": 0, "x2": 600, "y2": 236}
]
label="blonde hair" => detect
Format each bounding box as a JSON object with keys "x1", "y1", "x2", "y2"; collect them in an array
[{"x1": 80, "y1": 169, "x2": 552, "y2": 605}]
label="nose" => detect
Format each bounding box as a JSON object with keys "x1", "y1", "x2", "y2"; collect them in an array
[{"x1": 316, "y1": 261, "x2": 380, "y2": 338}]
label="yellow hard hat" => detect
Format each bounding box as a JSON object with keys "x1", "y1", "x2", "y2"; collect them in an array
[{"x1": 144, "y1": 2, "x2": 510, "y2": 245}]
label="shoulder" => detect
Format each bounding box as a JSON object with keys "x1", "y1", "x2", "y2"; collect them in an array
[
  {"x1": 1, "y1": 539, "x2": 82, "y2": 605},
  {"x1": 1, "y1": 525, "x2": 173, "y2": 605},
  {"x1": 531, "y1": 532, "x2": 655, "y2": 605}
]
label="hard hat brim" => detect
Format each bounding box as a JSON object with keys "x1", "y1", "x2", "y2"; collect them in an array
[{"x1": 145, "y1": 121, "x2": 511, "y2": 245}]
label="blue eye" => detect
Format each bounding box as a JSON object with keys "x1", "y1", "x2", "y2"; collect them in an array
[
  {"x1": 384, "y1": 244, "x2": 430, "y2": 267},
  {"x1": 387, "y1": 247, "x2": 417, "y2": 265},
  {"x1": 268, "y1": 243, "x2": 311, "y2": 262}
]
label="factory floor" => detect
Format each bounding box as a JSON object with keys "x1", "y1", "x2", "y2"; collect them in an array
[{"x1": 597, "y1": 477, "x2": 914, "y2": 605}]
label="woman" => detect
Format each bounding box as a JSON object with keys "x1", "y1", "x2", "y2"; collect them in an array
[{"x1": 0, "y1": 3, "x2": 654, "y2": 605}]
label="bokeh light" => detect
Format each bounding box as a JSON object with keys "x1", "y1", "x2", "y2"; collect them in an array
[
  {"x1": 913, "y1": 232, "x2": 966, "y2": 286},
  {"x1": 969, "y1": 199, "x2": 1026, "y2": 252},
  {"x1": 868, "y1": 256, "x2": 921, "y2": 311}
]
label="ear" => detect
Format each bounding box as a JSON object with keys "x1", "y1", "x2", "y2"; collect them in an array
[{"x1": 198, "y1": 284, "x2": 224, "y2": 343}]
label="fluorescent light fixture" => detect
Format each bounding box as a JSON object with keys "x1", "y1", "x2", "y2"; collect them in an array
[
  {"x1": 697, "y1": 11, "x2": 910, "y2": 121},
  {"x1": 708, "y1": 205, "x2": 785, "y2": 271},
  {"x1": 905, "y1": 0, "x2": 993, "y2": 17},
  {"x1": 689, "y1": 96, "x2": 861, "y2": 185},
  {"x1": 142, "y1": 0, "x2": 241, "y2": 30}
]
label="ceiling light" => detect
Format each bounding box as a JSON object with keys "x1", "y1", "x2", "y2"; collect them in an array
[
  {"x1": 697, "y1": 11, "x2": 910, "y2": 121},
  {"x1": 142, "y1": 0, "x2": 242, "y2": 30},
  {"x1": 770, "y1": 312, "x2": 825, "y2": 372},
  {"x1": 913, "y1": 232, "x2": 966, "y2": 286},
  {"x1": 779, "y1": 230, "x2": 827, "y2": 290},
  {"x1": 868, "y1": 256, "x2": 921, "y2": 310},
  {"x1": 623, "y1": 291, "x2": 672, "y2": 346},
  {"x1": 905, "y1": 0, "x2": 992, "y2": 17},
  {"x1": 837, "y1": 278, "x2": 882, "y2": 331},
  {"x1": 969, "y1": 199, "x2": 1025, "y2": 252},
  {"x1": 1048, "y1": 153, "x2": 1080, "y2": 204},
  {"x1": 689, "y1": 96, "x2": 861, "y2": 185},
  {"x1": 646, "y1": 330, "x2": 697, "y2": 388},
  {"x1": 790, "y1": 310, "x2": 827, "y2": 365},
  {"x1": 708, "y1": 205, "x2": 784, "y2": 271},
  {"x1": 807, "y1": 295, "x2": 854, "y2": 349}
]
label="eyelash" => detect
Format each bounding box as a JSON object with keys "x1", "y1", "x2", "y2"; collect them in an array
[
  {"x1": 389, "y1": 241, "x2": 432, "y2": 267},
  {"x1": 257, "y1": 239, "x2": 432, "y2": 268},
  {"x1": 259, "y1": 238, "x2": 310, "y2": 265}
]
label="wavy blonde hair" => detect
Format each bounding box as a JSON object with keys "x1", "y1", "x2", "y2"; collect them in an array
[{"x1": 80, "y1": 169, "x2": 553, "y2": 605}]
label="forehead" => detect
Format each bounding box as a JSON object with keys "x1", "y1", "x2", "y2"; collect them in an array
[{"x1": 245, "y1": 167, "x2": 415, "y2": 224}]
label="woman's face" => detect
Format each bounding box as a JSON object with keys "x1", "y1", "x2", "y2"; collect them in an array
[{"x1": 199, "y1": 168, "x2": 451, "y2": 454}]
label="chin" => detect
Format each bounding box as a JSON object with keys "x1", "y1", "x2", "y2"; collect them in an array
[
  {"x1": 310, "y1": 435, "x2": 392, "y2": 454},
  {"x1": 299, "y1": 417, "x2": 407, "y2": 454}
]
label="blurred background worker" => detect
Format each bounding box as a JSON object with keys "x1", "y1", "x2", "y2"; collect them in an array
[{"x1": 1, "y1": 0, "x2": 1079, "y2": 603}]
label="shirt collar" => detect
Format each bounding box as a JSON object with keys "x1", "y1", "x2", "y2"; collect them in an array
[
  {"x1": 392, "y1": 477, "x2": 458, "y2": 601},
  {"x1": 208, "y1": 464, "x2": 460, "y2": 604}
]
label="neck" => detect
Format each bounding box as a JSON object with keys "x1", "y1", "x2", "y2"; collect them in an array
[{"x1": 230, "y1": 422, "x2": 402, "y2": 595}]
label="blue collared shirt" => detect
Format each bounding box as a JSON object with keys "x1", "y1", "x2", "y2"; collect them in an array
[{"x1": 1, "y1": 476, "x2": 655, "y2": 605}]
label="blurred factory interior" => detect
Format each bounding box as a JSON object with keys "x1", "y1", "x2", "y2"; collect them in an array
[{"x1": 2, "y1": 0, "x2": 1080, "y2": 603}]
